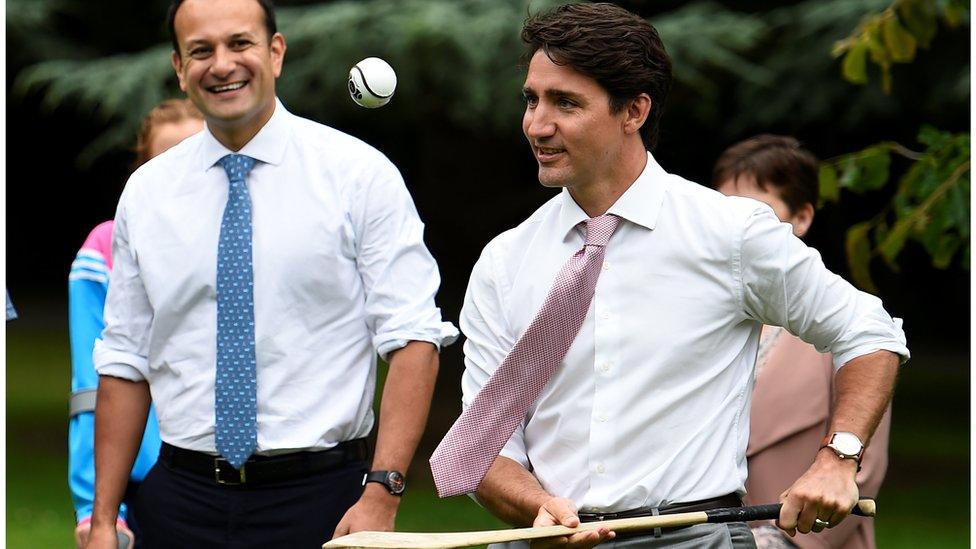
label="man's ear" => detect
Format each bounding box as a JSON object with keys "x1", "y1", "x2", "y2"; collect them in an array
[
  {"x1": 270, "y1": 33, "x2": 287, "y2": 78},
  {"x1": 792, "y1": 203, "x2": 815, "y2": 238},
  {"x1": 171, "y1": 50, "x2": 187, "y2": 92},
  {"x1": 623, "y1": 93, "x2": 652, "y2": 136}
]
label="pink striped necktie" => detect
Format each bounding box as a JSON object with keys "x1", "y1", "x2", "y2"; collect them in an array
[{"x1": 430, "y1": 214, "x2": 620, "y2": 498}]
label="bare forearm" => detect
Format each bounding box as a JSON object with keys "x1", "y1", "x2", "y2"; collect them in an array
[
  {"x1": 373, "y1": 341, "x2": 439, "y2": 473},
  {"x1": 476, "y1": 456, "x2": 551, "y2": 527},
  {"x1": 778, "y1": 350, "x2": 900, "y2": 536},
  {"x1": 829, "y1": 350, "x2": 899, "y2": 442},
  {"x1": 90, "y1": 376, "x2": 150, "y2": 530}
]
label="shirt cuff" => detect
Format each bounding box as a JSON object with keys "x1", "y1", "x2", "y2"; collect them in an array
[
  {"x1": 93, "y1": 340, "x2": 148, "y2": 381},
  {"x1": 374, "y1": 322, "x2": 460, "y2": 360},
  {"x1": 833, "y1": 343, "x2": 910, "y2": 370},
  {"x1": 95, "y1": 362, "x2": 146, "y2": 382},
  {"x1": 831, "y1": 317, "x2": 909, "y2": 369}
]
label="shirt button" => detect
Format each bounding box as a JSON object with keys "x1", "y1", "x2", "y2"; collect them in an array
[
  {"x1": 595, "y1": 412, "x2": 608, "y2": 423},
  {"x1": 595, "y1": 463, "x2": 606, "y2": 474},
  {"x1": 602, "y1": 261, "x2": 611, "y2": 271},
  {"x1": 601, "y1": 311, "x2": 611, "y2": 320},
  {"x1": 599, "y1": 361, "x2": 612, "y2": 373}
]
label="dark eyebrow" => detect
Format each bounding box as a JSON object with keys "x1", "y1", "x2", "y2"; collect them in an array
[
  {"x1": 522, "y1": 86, "x2": 585, "y2": 103},
  {"x1": 184, "y1": 32, "x2": 257, "y2": 49},
  {"x1": 184, "y1": 39, "x2": 211, "y2": 49},
  {"x1": 228, "y1": 32, "x2": 257, "y2": 41},
  {"x1": 544, "y1": 89, "x2": 585, "y2": 103}
]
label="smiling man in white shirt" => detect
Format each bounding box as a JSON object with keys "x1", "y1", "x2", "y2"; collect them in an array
[
  {"x1": 85, "y1": 0, "x2": 457, "y2": 547},
  {"x1": 431, "y1": 3, "x2": 908, "y2": 548}
]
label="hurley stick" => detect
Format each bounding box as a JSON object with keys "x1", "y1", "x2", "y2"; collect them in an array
[{"x1": 324, "y1": 498, "x2": 876, "y2": 549}]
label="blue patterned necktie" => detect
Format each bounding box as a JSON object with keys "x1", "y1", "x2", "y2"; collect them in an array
[{"x1": 215, "y1": 154, "x2": 258, "y2": 469}]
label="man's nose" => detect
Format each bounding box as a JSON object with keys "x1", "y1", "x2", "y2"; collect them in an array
[
  {"x1": 525, "y1": 106, "x2": 556, "y2": 139},
  {"x1": 210, "y1": 46, "x2": 236, "y2": 78}
]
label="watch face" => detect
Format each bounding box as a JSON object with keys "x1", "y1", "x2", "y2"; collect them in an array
[
  {"x1": 832, "y1": 433, "x2": 862, "y2": 455},
  {"x1": 386, "y1": 471, "x2": 406, "y2": 494}
]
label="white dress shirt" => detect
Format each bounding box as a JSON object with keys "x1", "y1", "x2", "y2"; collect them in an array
[
  {"x1": 460, "y1": 152, "x2": 908, "y2": 513},
  {"x1": 95, "y1": 99, "x2": 458, "y2": 453}
]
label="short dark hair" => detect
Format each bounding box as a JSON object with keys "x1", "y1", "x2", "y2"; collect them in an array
[
  {"x1": 711, "y1": 134, "x2": 820, "y2": 213},
  {"x1": 168, "y1": 0, "x2": 277, "y2": 56},
  {"x1": 521, "y1": 2, "x2": 672, "y2": 150}
]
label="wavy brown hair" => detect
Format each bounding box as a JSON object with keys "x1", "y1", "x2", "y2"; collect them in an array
[
  {"x1": 132, "y1": 98, "x2": 203, "y2": 171},
  {"x1": 521, "y1": 2, "x2": 673, "y2": 150}
]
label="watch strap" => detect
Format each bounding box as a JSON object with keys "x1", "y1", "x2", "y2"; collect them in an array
[{"x1": 363, "y1": 470, "x2": 406, "y2": 496}]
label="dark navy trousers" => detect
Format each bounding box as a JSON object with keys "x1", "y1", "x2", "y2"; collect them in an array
[{"x1": 132, "y1": 457, "x2": 367, "y2": 548}]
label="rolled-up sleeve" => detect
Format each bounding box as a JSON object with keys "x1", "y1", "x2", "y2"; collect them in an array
[
  {"x1": 93, "y1": 193, "x2": 152, "y2": 381},
  {"x1": 459, "y1": 245, "x2": 529, "y2": 468},
  {"x1": 737, "y1": 206, "x2": 909, "y2": 369},
  {"x1": 352, "y1": 154, "x2": 458, "y2": 359}
]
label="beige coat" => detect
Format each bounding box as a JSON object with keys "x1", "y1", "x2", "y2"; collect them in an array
[{"x1": 745, "y1": 331, "x2": 891, "y2": 549}]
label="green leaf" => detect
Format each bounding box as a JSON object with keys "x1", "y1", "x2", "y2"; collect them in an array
[
  {"x1": 944, "y1": 2, "x2": 965, "y2": 27},
  {"x1": 873, "y1": 219, "x2": 890, "y2": 246},
  {"x1": 819, "y1": 164, "x2": 840, "y2": 203},
  {"x1": 898, "y1": 0, "x2": 938, "y2": 48},
  {"x1": 917, "y1": 125, "x2": 949, "y2": 148},
  {"x1": 873, "y1": 220, "x2": 898, "y2": 271},
  {"x1": 947, "y1": 177, "x2": 971, "y2": 235},
  {"x1": 877, "y1": 217, "x2": 910, "y2": 267},
  {"x1": 882, "y1": 15, "x2": 917, "y2": 62},
  {"x1": 841, "y1": 40, "x2": 869, "y2": 84},
  {"x1": 865, "y1": 20, "x2": 890, "y2": 64},
  {"x1": 839, "y1": 156, "x2": 862, "y2": 191},
  {"x1": 846, "y1": 221, "x2": 878, "y2": 293},
  {"x1": 858, "y1": 145, "x2": 892, "y2": 190}
]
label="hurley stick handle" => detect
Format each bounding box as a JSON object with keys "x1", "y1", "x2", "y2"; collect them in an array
[
  {"x1": 706, "y1": 498, "x2": 876, "y2": 523},
  {"x1": 323, "y1": 499, "x2": 878, "y2": 548}
]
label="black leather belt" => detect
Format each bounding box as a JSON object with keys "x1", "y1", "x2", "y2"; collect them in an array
[
  {"x1": 578, "y1": 493, "x2": 742, "y2": 523},
  {"x1": 159, "y1": 439, "x2": 368, "y2": 486}
]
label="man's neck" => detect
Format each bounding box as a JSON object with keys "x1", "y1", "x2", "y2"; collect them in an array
[
  {"x1": 569, "y1": 144, "x2": 648, "y2": 218},
  {"x1": 208, "y1": 101, "x2": 276, "y2": 152}
]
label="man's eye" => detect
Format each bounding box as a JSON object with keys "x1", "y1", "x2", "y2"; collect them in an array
[
  {"x1": 231, "y1": 40, "x2": 253, "y2": 50},
  {"x1": 189, "y1": 48, "x2": 211, "y2": 58},
  {"x1": 557, "y1": 99, "x2": 575, "y2": 108},
  {"x1": 523, "y1": 95, "x2": 538, "y2": 107}
]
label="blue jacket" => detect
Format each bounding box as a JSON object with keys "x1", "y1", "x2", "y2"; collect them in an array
[{"x1": 68, "y1": 221, "x2": 161, "y2": 522}]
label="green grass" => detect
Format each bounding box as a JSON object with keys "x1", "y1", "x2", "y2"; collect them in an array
[{"x1": 6, "y1": 309, "x2": 969, "y2": 548}]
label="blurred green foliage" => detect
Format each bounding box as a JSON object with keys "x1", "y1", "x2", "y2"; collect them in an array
[
  {"x1": 834, "y1": 0, "x2": 968, "y2": 92},
  {"x1": 821, "y1": 0, "x2": 970, "y2": 291},
  {"x1": 10, "y1": 0, "x2": 775, "y2": 164}
]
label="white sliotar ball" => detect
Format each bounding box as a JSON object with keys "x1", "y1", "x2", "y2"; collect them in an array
[{"x1": 348, "y1": 57, "x2": 397, "y2": 108}]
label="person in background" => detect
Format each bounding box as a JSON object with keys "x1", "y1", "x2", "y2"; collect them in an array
[
  {"x1": 713, "y1": 134, "x2": 891, "y2": 549},
  {"x1": 68, "y1": 98, "x2": 204, "y2": 549}
]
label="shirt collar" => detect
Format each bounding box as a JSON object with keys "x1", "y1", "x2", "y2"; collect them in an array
[
  {"x1": 197, "y1": 97, "x2": 291, "y2": 172},
  {"x1": 557, "y1": 150, "x2": 670, "y2": 239}
]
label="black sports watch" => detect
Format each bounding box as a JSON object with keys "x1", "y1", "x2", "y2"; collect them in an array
[{"x1": 363, "y1": 470, "x2": 406, "y2": 496}]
